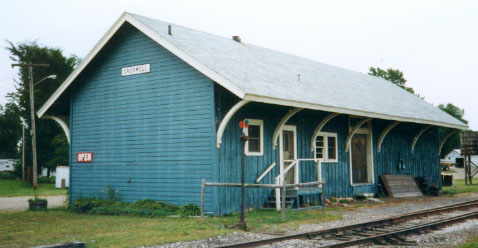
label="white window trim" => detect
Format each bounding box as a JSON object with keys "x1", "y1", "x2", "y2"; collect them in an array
[
  {"x1": 314, "y1": 132, "x2": 338, "y2": 163},
  {"x1": 349, "y1": 123, "x2": 375, "y2": 186},
  {"x1": 245, "y1": 119, "x2": 264, "y2": 156}
]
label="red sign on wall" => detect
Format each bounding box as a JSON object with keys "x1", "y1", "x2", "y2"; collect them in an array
[{"x1": 77, "y1": 152, "x2": 93, "y2": 163}]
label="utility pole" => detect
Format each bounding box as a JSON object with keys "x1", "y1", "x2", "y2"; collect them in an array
[
  {"x1": 22, "y1": 125, "x2": 25, "y2": 181},
  {"x1": 11, "y1": 63, "x2": 49, "y2": 188}
]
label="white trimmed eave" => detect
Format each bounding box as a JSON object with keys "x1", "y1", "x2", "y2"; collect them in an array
[
  {"x1": 243, "y1": 94, "x2": 468, "y2": 130},
  {"x1": 37, "y1": 12, "x2": 245, "y2": 118}
]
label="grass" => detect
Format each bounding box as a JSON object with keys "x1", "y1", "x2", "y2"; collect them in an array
[
  {"x1": 442, "y1": 179, "x2": 478, "y2": 195},
  {"x1": 0, "y1": 179, "x2": 66, "y2": 197},
  {"x1": 459, "y1": 236, "x2": 478, "y2": 248},
  {"x1": 0, "y1": 208, "x2": 341, "y2": 248}
]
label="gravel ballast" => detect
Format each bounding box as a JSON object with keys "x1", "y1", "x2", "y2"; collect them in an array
[{"x1": 148, "y1": 194, "x2": 478, "y2": 248}]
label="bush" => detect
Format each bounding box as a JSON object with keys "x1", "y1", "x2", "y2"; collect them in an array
[
  {"x1": 178, "y1": 204, "x2": 201, "y2": 217},
  {"x1": 38, "y1": 176, "x2": 55, "y2": 184},
  {"x1": 132, "y1": 199, "x2": 179, "y2": 211},
  {"x1": 0, "y1": 171, "x2": 16, "y2": 179},
  {"x1": 72, "y1": 198, "x2": 115, "y2": 213},
  {"x1": 104, "y1": 185, "x2": 121, "y2": 201},
  {"x1": 71, "y1": 198, "x2": 200, "y2": 217}
]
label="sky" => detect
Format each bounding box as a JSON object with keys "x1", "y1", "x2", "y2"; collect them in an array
[{"x1": 0, "y1": 0, "x2": 477, "y2": 129}]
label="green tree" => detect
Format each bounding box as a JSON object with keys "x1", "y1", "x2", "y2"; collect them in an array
[
  {"x1": 438, "y1": 103, "x2": 468, "y2": 157},
  {"x1": 0, "y1": 102, "x2": 21, "y2": 158},
  {"x1": 6, "y1": 41, "x2": 78, "y2": 175},
  {"x1": 368, "y1": 67, "x2": 417, "y2": 95}
]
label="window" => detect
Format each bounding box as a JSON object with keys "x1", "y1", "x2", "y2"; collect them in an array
[
  {"x1": 314, "y1": 132, "x2": 338, "y2": 162},
  {"x1": 245, "y1": 119, "x2": 263, "y2": 156}
]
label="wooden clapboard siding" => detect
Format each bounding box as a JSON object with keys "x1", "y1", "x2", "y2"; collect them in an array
[
  {"x1": 373, "y1": 120, "x2": 441, "y2": 188},
  {"x1": 69, "y1": 23, "x2": 218, "y2": 213},
  {"x1": 214, "y1": 85, "x2": 284, "y2": 215},
  {"x1": 214, "y1": 86, "x2": 441, "y2": 214}
]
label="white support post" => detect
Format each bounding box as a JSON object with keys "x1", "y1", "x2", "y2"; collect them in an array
[
  {"x1": 345, "y1": 118, "x2": 372, "y2": 151},
  {"x1": 43, "y1": 115, "x2": 70, "y2": 144},
  {"x1": 272, "y1": 108, "x2": 303, "y2": 149},
  {"x1": 216, "y1": 100, "x2": 250, "y2": 148},
  {"x1": 275, "y1": 177, "x2": 281, "y2": 210},
  {"x1": 377, "y1": 121, "x2": 399, "y2": 152},
  {"x1": 311, "y1": 113, "x2": 340, "y2": 151},
  {"x1": 411, "y1": 126, "x2": 432, "y2": 153}
]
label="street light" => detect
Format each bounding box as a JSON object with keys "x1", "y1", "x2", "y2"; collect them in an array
[
  {"x1": 35, "y1": 75, "x2": 57, "y2": 86},
  {"x1": 11, "y1": 63, "x2": 55, "y2": 187}
]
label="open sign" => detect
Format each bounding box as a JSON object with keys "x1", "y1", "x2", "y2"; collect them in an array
[{"x1": 77, "y1": 152, "x2": 93, "y2": 163}]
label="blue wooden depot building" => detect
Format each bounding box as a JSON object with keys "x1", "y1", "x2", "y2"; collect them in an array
[{"x1": 39, "y1": 13, "x2": 467, "y2": 215}]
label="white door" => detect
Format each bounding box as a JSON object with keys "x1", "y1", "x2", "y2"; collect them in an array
[{"x1": 280, "y1": 125, "x2": 298, "y2": 184}]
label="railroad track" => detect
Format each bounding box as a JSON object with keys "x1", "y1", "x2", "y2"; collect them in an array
[{"x1": 218, "y1": 199, "x2": 478, "y2": 248}]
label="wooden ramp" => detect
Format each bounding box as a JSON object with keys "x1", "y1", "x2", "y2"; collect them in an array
[{"x1": 381, "y1": 175, "x2": 423, "y2": 198}]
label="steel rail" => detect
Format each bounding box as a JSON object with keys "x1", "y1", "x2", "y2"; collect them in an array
[
  {"x1": 216, "y1": 199, "x2": 478, "y2": 248},
  {"x1": 318, "y1": 211, "x2": 478, "y2": 248}
]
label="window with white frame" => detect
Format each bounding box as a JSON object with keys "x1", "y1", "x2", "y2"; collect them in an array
[
  {"x1": 245, "y1": 119, "x2": 263, "y2": 156},
  {"x1": 314, "y1": 132, "x2": 338, "y2": 162}
]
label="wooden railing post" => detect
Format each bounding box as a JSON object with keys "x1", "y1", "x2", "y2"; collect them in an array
[
  {"x1": 200, "y1": 179, "x2": 206, "y2": 217},
  {"x1": 281, "y1": 181, "x2": 286, "y2": 220}
]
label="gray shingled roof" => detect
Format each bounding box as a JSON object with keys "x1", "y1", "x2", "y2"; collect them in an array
[
  {"x1": 131, "y1": 13, "x2": 465, "y2": 129},
  {"x1": 38, "y1": 12, "x2": 466, "y2": 129}
]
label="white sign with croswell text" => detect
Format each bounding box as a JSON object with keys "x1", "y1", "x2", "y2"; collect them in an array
[{"x1": 121, "y1": 64, "x2": 150, "y2": 76}]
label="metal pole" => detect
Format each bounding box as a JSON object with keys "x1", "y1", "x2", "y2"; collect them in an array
[
  {"x1": 466, "y1": 155, "x2": 469, "y2": 185},
  {"x1": 28, "y1": 66, "x2": 39, "y2": 188},
  {"x1": 238, "y1": 135, "x2": 247, "y2": 230},
  {"x1": 469, "y1": 155, "x2": 473, "y2": 185}
]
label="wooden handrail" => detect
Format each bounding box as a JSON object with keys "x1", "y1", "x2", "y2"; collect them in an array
[{"x1": 256, "y1": 162, "x2": 277, "y2": 183}]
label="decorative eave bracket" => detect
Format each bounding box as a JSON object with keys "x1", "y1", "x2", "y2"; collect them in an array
[
  {"x1": 345, "y1": 118, "x2": 372, "y2": 151},
  {"x1": 310, "y1": 113, "x2": 340, "y2": 151},
  {"x1": 272, "y1": 108, "x2": 303, "y2": 149},
  {"x1": 411, "y1": 126, "x2": 432, "y2": 153},
  {"x1": 43, "y1": 115, "x2": 71, "y2": 144},
  {"x1": 438, "y1": 130, "x2": 461, "y2": 155},
  {"x1": 216, "y1": 100, "x2": 250, "y2": 148},
  {"x1": 377, "y1": 121, "x2": 400, "y2": 152}
]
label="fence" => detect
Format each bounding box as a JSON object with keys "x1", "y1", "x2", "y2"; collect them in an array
[{"x1": 199, "y1": 180, "x2": 323, "y2": 217}]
